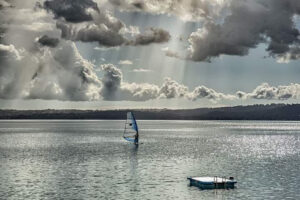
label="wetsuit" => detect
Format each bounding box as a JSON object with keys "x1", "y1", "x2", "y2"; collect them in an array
[{"x1": 134, "y1": 132, "x2": 139, "y2": 144}]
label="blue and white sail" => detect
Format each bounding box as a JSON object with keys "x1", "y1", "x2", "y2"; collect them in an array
[{"x1": 123, "y1": 112, "x2": 139, "y2": 143}]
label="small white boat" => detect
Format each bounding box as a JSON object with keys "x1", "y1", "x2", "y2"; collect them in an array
[{"x1": 187, "y1": 176, "x2": 237, "y2": 189}]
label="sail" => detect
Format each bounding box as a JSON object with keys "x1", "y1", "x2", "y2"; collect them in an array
[{"x1": 123, "y1": 112, "x2": 138, "y2": 143}]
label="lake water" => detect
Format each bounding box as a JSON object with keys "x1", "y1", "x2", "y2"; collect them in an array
[{"x1": 0, "y1": 120, "x2": 299, "y2": 199}]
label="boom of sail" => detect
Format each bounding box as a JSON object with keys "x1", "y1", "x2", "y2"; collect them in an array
[{"x1": 123, "y1": 112, "x2": 138, "y2": 143}]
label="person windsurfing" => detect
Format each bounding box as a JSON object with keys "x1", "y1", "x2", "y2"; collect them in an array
[
  {"x1": 123, "y1": 112, "x2": 139, "y2": 145},
  {"x1": 134, "y1": 130, "x2": 139, "y2": 145}
]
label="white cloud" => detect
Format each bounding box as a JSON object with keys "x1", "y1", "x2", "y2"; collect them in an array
[
  {"x1": 132, "y1": 68, "x2": 151, "y2": 73},
  {"x1": 120, "y1": 82, "x2": 160, "y2": 101},
  {"x1": 94, "y1": 46, "x2": 120, "y2": 51},
  {"x1": 99, "y1": 64, "x2": 240, "y2": 102},
  {"x1": 158, "y1": 77, "x2": 188, "y2": 99},
  {"x1": 120, "y1": 25, "x2": 140, "y2": 36},
  {"x1": 239, "y1": 83, "x2": 300, "y2": 100},
  {"x1": 188, "y1": 86, "x2": 237, "y2": 101},
  {"x1": 119, "y1": 60, "x2": 133, "y2": 65},
  {"x1": 162, "y1": 47, "x2": 181, "y2": 59},
  {"x1": 100, "y1": 64, "x2": 300, "y2": 102}
]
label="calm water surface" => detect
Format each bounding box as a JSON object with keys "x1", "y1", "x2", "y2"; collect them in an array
[{"x1": 0, "y1": 120, "x2": 299, "y2": 199}]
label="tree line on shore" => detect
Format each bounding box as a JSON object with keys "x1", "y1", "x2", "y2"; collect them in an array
[{"x1": 0, "y1": 104, "x2": 300, "y2": 120}]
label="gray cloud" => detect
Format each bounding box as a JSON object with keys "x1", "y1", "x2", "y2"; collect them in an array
[
  {"x1": 0, "y1": 0, "x2": 102, "y2": 101},
  {"x1": 186, "y1": 0, "x2": 300, "y2": 62},
  {"x1": 2, "y1": 42, "x2": 300, "y2": 103},
  {"x1": 0, "y1": 0, "x2": 170, "y2": 101},
  {"x1": 0, "y1": 44, "x2": 24, "y2": 99},
  {"x1": 39, "y1": 41, "x2": 102, "y2": 101},
  {"x1": 4, "y1": 0, "x2": 300, "y2": 64},
  {"x1": 50, "y1": 0, "x2": 128, "y2": 47},
  {"x1": 0, "y1": 0, "x2": 11, "y2": 9},
  {"x1": 101, "y1": 64, "x2": 122, "y2": 100},
  {"x1": 100, "y1": 64, "x2": 159, "y2": 101},
  {"x1": 57, "y1": 20, "x2": 170, "y2": 47},
  {"x1": 0, "y1": 41, "x2": 102, "y2": 101},
  {"x1": 38, "y1": 35, "x2": 59, "y2": 47},
  {"x1": 162, "y1": 47, "x2": 181, "y2": 59},
  {"x1": 101, "y1": 64, "x2": 158, "y2": 101},
  {"x1": 44, "y1": 0, "x2": 99, "y2": 23},
  {"x1": 0, "y1": 4, "x2": 59, "y2": 52},
  {"x1": 51, "y1": 1, "x2": 170, "y2": 47},
  {"x1": 56, "y1": 20, "x2": 126, "y2": 47},
  {"x1": 2, "y1": 0, "x2": 300, "y2": 103},
  {"x1": 0, "y1": 44, "x2": 22, "y2": 61},
  {"x1": 128, "y1": 28, "x2": 171, "y2": 46},
  {"x1": 276, "y1": 47, "x2": 300, "y2": 63},
  {"x1": 108, "y1": 0, "x2": 227, "y2": 22}
]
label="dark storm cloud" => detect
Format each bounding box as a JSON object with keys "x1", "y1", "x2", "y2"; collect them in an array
[
  {"x1": 38, "y1": 35, "x2": 59, "y2": 47},
  {"x1": 186, "y1": 0, "x2": 300, "y2": 62},
  {"x1": 49, "y1": 0, "x2": 128, "y2": 47},
  {"x1": 47, "y1": 0, "x2": 171, "y2": 47},
  {"x1": 43, "y1": 0, "x2": 99, "y2": 23}
]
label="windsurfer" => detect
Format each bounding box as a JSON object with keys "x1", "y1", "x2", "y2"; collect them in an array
[{"x1": 134, "y1": 131, "x2": 139, "y2": 145}]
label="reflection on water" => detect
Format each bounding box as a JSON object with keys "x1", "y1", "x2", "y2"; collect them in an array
[{"x1": 0, "y1": 120, "x2": 299, "y2": 199}]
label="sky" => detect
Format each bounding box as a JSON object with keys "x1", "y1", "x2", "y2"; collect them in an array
[{"x1": 0, "y1": 0, "x2": 300, "y2": 110}]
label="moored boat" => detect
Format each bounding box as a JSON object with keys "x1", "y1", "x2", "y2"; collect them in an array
[{"x1": 187, "y1": 176, "x2": 237, "y2": 189}]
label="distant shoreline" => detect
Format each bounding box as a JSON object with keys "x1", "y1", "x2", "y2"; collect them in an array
[{"x1": 1, "y1": 104, "x2": 300, "y2": 121}]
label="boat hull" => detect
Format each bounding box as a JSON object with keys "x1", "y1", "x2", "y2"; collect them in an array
[{"x1": 187, "y1": 177, "x2": 237, "y2": 189}]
